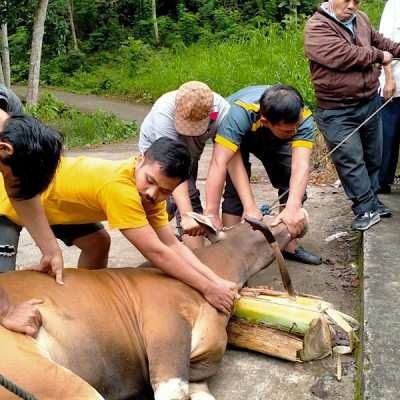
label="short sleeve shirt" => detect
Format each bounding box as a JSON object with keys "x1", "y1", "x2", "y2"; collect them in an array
[
  {"x1": 215, "y1": 85, "x2": 314, "y2": 153},
  {"x1": 139, "y1": 91, "x2": 230, "y2": 163},
  {"x1": 0, "y1": 156, "x2": 169, "y2": 230}
]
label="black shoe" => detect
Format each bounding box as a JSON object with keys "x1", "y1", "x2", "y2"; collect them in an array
[
  {"x1": 351, "y1": 210, "x2": 380, "y2": 231},
  {"x1": 378, "y1": 200, "x2": 391, "y2": 218},
  {"x1": 282, "y1": 246, "x2": 322, "y2": 265},
  {"x1": 377, "y1": 183, "x2": 391, "y2": 194}
]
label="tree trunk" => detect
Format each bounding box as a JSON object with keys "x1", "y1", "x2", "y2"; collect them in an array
[
  {"x1": 26, "y1": 0, "x2": 49, "y2": 106},
  {"x1": 151, "y1": 0, "x2": 159, "y2": 44},
  {"x1": 0, "y1": 59, "x2": 4, "y2": 85},
  {"x1": 68, "y1": 1, "x2": 79, "y2": 52},
  {"x1": 1, "y1": 23, "x2": 10, "y2": 88}
]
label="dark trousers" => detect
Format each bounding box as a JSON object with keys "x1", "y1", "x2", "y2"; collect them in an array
[
  {"x1": 379, "y1": 96, "x2": 400, "y2": 185},
  {"x1": 221, "y1": 130, "x2": 299, "y2": 216},
  {"x1": 166, "y1": 162, "x2": 203, "y2": 237},
  {"x1": 315, "y1": 96, "x2": 382, "y2": 215}
]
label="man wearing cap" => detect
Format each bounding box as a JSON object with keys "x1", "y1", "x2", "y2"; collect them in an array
[
  {"x1": 204, "y1": 84, "x2": 322, "y2": 265},
  {"x1": 139, "y1": 81, "x2": 230, "y2": 249}
]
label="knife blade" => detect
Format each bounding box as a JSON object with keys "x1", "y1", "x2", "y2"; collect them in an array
[{"x1": 244, "y1": 215, "x2": 296, "y2": 301}]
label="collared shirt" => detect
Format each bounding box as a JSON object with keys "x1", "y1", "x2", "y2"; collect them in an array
[{"x1": 214, "y1": 85, "x2": 314, "y2": 153}]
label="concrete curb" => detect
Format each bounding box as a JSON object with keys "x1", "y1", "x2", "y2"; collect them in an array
[{"x1": 362, "y1": 191, "x2": 400, "y2": 400}]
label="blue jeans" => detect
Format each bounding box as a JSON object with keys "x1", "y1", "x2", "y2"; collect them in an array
[
  {"x1": 315, "y1": 96, "x2": 382, "y2": 215},
  {"x1": 0, "y1": 217, "x2": 104, "y2": 272},
  {"x1": 379, "y1": 96, "x2": 400, "y2": 185},
  {"x1": 0, "y1": 216, "x2": 22, "y2": 272}
]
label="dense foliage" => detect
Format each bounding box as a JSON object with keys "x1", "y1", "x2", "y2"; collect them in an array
[{"x1": 3, "y1": 0, "x2": 386, "y2": 110}]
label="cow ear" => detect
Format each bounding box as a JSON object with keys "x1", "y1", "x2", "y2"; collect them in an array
[{"x1": 185, "y1": 212, "x2": 220, "y2": 243}]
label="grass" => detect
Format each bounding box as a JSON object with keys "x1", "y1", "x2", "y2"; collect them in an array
[
  {"x1": 24, "y1": 93, "x2": 137, "y2": 148},
  {"x1": 42, "y1": 20, "x2": 316, "y2": 110}
]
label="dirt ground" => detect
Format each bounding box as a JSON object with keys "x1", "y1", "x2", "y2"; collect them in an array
[{"x1": 16, "y1": 138, "x2": 359, "y2": 400}]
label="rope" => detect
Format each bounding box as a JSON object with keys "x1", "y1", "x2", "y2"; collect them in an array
[
  {"x1": 0, "y1": 374, "x2": 39, "y2": 400},
  {"x1": 269, "y1": 88, "x2": 400, "y2": 208}
]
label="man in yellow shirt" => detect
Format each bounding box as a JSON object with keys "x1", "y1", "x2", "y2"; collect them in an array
[
  {"x1": 0, "y1": 137, "x2": 238, "y2": 315},
  {"x1": 0, "y1": 110, "x2": 63, "y2": 338}
]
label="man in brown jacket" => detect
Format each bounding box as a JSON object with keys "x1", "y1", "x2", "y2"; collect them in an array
[{"x1": 304, "y1": 0, "x2": 400, "y2": 231}]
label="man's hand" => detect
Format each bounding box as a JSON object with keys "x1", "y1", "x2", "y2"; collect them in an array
[
  {"x1": 242, "y1": 204, "x2": 264, "y2": 221},
  {"x1": 203, "y1": 277, "x2": 239, "y2": 315},
  {"x1": 25, "y1": 253, "x2": 64, "y2": 285},
  {"x1": 383, "y1": 78, "x2": 396, "y2": 100},
  {"x1": 271, "y1": 205, "x2": 306, "y2": 238},
  {"x1": 205, "y1": 215, "x2": 224, "y2": 230},
  {"x1": 382, "y1": 51, "x2": 393, "y2": 66},
  {"x1": 0, "y1": 299, "x2": 43, "y2": 337},
  {"x1": 180, "y1": 214, "x2": 205, "y2": 237}
]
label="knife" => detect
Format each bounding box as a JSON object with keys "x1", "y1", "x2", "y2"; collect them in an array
[{"x1": 244, "y1": 215, "x2": 296, "y2": 301}]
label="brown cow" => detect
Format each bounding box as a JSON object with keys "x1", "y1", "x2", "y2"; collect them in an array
[{"x1": 0, "y1": 214, "x2": 297, "y2": 400}]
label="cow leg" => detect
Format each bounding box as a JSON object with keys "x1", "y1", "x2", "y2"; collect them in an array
[
  {"x1": 189, "y1": 381, "x2": 215, "y2": 400},
  {"x1": 146, "y1": 316, "x2": 193, "y2": 400},
  {"x1": 0, "y1": 328, "x2": 104, "y2": 400}
]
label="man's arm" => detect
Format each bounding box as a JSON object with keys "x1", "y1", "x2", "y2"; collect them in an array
[
  {"x1": 120, "y1": 223, "x2": 238, "y2": 314},
  {"x1": 204, "y1": 143, "x2": 235, "y2": 229},
  {"x1": 227, "y1": 150, "x2": 263, "y2": 221},
  {"x1": 171, "y1": 181, "x2": 204, "y2": 237},
  {"x1": 10, "y1": 196, "x2": 64, "y2": 284},
  {"x1": 382, "y1": 63, "x2": 397, "y2": 100},
  {"x1": 270, "y1": 146, "x2": 310, "y2": 237},
  {"x1": 0, "y1": 283, "x2": 43, "y2": 337}
]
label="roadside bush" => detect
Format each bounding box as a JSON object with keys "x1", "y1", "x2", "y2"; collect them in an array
[{"x1": 24, "y1": 93, "x2": 137, "y2": 148}]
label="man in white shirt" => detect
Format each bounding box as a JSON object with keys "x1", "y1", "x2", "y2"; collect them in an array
[
  {"x1": 139, "y1": 81, "x2": 230, "y2": 248},
  {"x1": 378, "y1": 0, "x2": 400, "y2": 194}
]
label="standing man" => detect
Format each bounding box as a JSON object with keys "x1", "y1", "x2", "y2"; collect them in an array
[
  {"x1": 204, "y1": 84, "x2": 322, "y2": 265},
  {"x1": 0, "y1": 138, "x2": 239, "y2": 315},
  {"x1": 304, "y1": 0, "x2": 400, "y2": 230},
  {"x1": 139, "y1": 81, "x2": 230, "y2": 249},
  {"x1": 377, "y1": 0, "x2": 400, "y2": 194},
  {"x1": 0, "y1": 87, "x2": 64, "y2": 337}
]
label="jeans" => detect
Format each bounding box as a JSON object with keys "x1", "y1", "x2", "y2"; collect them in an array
[
  {"x1": 0, "y1": 216, "x2": 22, "y2": 272},
  {"x1": 315, "y1": 96, "x2": 382, "y2": 215}
]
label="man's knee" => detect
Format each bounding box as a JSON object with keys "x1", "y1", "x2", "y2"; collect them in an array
[{"x1": 73, "y1": 229, "x2": 111, "y2": 254}]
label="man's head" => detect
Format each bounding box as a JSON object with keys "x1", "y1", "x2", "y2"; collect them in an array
[
  {"x1": 174, "y1": 81, "x2": 214, "y2": 136},
  {"x1": 259, "y1": 84, "x2": 304, "y2": 140},
  {"x1": 0, "y1": 114, "x2": 63, "y2": 199},
  {"x1": 329, "y1": 0, "x2": 360, "y2": 22},
  {"x1": 135, "y1": 137, "x2": 193, "y2": 205}
]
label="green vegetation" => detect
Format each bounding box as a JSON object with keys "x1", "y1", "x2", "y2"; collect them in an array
[
  {"x1": 6, "y1": 0, "x2": 386, "y2": 112},
  {"x1": 24, "y1": 93, "x2": 137, "y2": 148}
]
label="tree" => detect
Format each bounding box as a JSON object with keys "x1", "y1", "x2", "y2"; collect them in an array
[
  {"x1": 1, "y1": 23, "x2": 11, "y2": 88},
  {"x1": 68, "y1": 0, "x2": 79, "y2": 52},
  {"x1": 26, "y1": 0, "x2": 49, "y2": 106},
  {"x1": 151, "y1": 0, "x2": 159, "y2": 44}
]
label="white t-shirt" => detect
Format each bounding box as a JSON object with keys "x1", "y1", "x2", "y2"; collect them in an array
[
  {"x1": 379, "y1": 0, "x2": 400, "y2": 97},
  {"x1": 139, "y1": 90, "x2": 230, "y2": 163}
]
